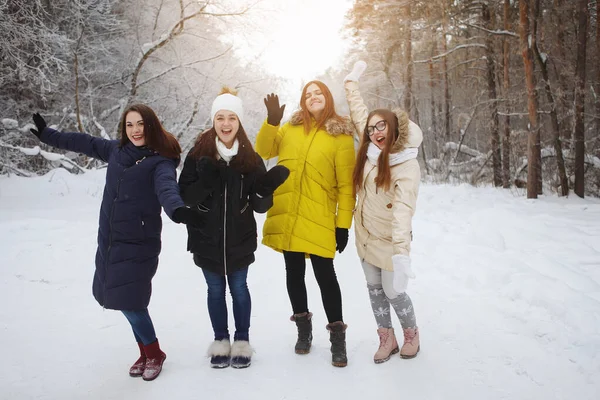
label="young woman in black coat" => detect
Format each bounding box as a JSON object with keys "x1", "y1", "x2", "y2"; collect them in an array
[
  {"x1": 28, "y1": 105, "x2": 203, "y2": 381},
  {"x1": 178, "y1": 88, "x2": 289, "y2": 369}
]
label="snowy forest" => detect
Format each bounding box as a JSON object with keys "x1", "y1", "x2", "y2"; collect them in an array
[{"x1": 1, "y1": 0, "x2": 600, "y2": 198}]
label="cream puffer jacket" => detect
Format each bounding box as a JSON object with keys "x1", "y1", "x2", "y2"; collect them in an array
[{"x1": 345, "y1": 81, "x2": 423, "y2": 271}]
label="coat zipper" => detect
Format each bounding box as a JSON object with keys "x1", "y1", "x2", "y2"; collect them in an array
[
  {"x1": 223, "y1": 181, "x2": 228, "y2": 275},
  {"x1": 240, "y1": 174, "x2": 244, "y2": 199}
]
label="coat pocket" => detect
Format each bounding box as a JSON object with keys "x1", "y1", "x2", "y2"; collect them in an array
[{"x1": 196, "y1": 203, "x2": 210, "y2": 213}]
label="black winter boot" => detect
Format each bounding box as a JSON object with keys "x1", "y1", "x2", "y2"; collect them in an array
[
  {"x1": 290, "y1": 312, "x2": 313, "y2": 354},
  {"x1": 326, "y1": 321, "x2": 348, "y2": 367}
]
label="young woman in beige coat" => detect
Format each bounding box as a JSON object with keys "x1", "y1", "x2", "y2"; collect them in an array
[{"x1": 344, "y1": 61, "x2": 423, "y2": 363}]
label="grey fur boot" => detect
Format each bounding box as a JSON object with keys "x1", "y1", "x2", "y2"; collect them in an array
[
  {"x1": 290, "y1": 312, "x2": 313, "y2": 354},
  {"x1": 326, "y1": 321, "x2": 348, "y2": 367}
]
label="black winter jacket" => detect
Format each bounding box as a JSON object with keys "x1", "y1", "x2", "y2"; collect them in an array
[{"x1": 178, "y1": 151, "x2": 272, "y2": 275}]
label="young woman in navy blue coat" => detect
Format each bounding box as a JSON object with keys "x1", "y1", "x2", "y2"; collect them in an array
[
  {"x1": 178, "y1": 88, "x2": 289, "y2": 369},
  {"x1": 29, "y1": 104, "x2": 203, "y2": 381}
]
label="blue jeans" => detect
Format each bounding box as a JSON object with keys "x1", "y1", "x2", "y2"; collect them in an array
[
  {"x1": 202, "y1": 267, "x2": 251, "y2": 341},
  {"x1": 122, "y1": 309, "x2": 157, "y2": 345}
]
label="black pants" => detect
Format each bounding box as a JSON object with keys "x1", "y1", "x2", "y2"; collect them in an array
[{"x1": 283, "y1": 251, "x2": 343, "y2": 323}]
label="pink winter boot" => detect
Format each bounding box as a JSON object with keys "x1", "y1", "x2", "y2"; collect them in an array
[
  {"x1": 400, "y1": 327, "x2": 420, "y2": 359},
  {"x1": 373, "y1": 327, "x2": 399, "y2": 364}
]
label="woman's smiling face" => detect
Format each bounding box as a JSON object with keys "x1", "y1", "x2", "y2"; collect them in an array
[
  {"x1": 214, "y1": 110, "x2": 240, "y2": 148},
  {"x1": 367, "y1": 114, "x2": 388, "y2": 149}
]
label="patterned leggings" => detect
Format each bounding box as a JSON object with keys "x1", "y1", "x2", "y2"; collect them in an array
[{"x1": 361, "y1": 260, "x2": 417, "y2": 329}]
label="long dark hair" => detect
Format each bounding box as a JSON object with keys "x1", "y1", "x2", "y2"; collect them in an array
[
  {"x1": 118, "y1": 104, "x2": 181, "y2": 159},
  {"x1": 188, "y1": 124, "x2": 258, "y2": 173},
  {"x1": 299, "y1": 80, "x2": 345, "y2": 134},
  {"x1": 352, "y1": 109, "x2": 400, "y2": 194}
]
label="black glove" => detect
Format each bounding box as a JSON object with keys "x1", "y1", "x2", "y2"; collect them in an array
[
  {"x1": 172, "y1": 207, "x2": 205, "y2": 228},
  {"x1": 264, "y1": 93, "x2": 286, "y2": 126},
  {"x1": 196, "y1": 156, "x2": 221, "y2": 189},
  {"x1": 255, "y1": 165, "x2": 290, "y2": 197},
  {"x1": 30, "y1": 112, "x2": 47, "y2": 138},
  {"x1": 335, "y1": 228, "x2": 349, "y2": 253}
]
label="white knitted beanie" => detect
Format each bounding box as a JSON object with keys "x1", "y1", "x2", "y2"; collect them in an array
[{"x1": 211, "y1": 88, "x2": 244, "y2": 125}]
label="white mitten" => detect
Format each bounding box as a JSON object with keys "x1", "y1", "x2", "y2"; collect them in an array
[
  {"x1": 344, "y1": 60, "x2": 367, "y2": 83},
  {"x1": 391, "y1": 254, "x2": 415, "y2": 293}
]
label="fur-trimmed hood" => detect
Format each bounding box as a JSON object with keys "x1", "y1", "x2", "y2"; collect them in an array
[
  {"x1": 289, "y1": 111, "x2": 354, "y2": 137},
  {"x1": 390, "y1": 107, "x2": 410, "y2": 153}
]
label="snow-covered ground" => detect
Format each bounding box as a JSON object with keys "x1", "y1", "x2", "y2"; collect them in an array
[{"x1": 1, "y1": 168, "x2": 599, "y2": 400}]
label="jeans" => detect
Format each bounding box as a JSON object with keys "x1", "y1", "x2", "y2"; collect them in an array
[
  {"x1": 121, "y1": 309, "x2": 157, "y2": 345},
  {"x1": 283, "y1": 251, "x2": 343, "y2": 323},
  {"x1": 202, "y1": 267, "x2": 251, "y2": 341}
]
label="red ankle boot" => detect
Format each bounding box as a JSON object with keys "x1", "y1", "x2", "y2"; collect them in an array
[
  {"x1": 142, "y1": 339, "x2": 166, "y2": 381},
  {"x1": 129, "y1": 342, "x2": 146, "y2": 377}
]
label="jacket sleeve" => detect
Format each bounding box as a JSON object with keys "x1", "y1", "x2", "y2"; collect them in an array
[
  {"x1": 392, "y1": 160, "x2": 421, "y2": 256},
  {"x1": 255, "y1": 119, "x2": 286, "y2": 160},
  {"x1": 40, "y1": 127, "x2": 116, "y2": 162},
  {"x1": 344, "y1": 81, "x2": 370, "y2": 140},
  {"x1": 334, "y1": 134, "x2": 356, "y2": 229},
  {"x1": 250, "y1": 155, "x2": 273, "y2": 214},
  {"x1": 153, "y1": 160, "x2": 185, "y2": 219},
  {"x1": 178, "y1": 151, "x2": 218, "y2": 207}
]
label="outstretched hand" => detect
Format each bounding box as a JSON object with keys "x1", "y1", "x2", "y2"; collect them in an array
[
  {"x1": 29, "y1": 113, "x2": 47, "y2": 138},
  {"x1": 344, "y1": 60, "x2": 367, "y2": 83},
  {"x1": 256, "y1": 165, "x2": 290, "y2": 197},
  {"x1": 172, "y1": 206, "x2": 205, "y2": 228},
  {"x1": 264, "y1": 93, "x2": 286, "y2": 126}
]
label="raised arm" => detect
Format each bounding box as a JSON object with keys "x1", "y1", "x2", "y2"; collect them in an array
[
  {"x1": 255, "y1": 94, "x2": 286, "y2": 159},
  {"x1": 40, "y1": 128, "x2": 117, "y2": 162},
  {"x1": 343, "y1": 61, "x2": 369, "y2": 139},
  {"x1": 344, "y1": 81, "x2": 370, "y2": 140}
]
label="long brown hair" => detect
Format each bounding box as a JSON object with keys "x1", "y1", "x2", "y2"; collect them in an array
[
  {"x1": 352, "y1": 109, "x2": 400, "y2": 194},
  {"x1": 119, "y1": 104, "x2": 181, "y2": 159},
  {"x1": 299, "y1": 80, "x2": 344, "y2": 134},
  {"x1": 188, "y1": 124, "x2": 258, "y2": 173}
]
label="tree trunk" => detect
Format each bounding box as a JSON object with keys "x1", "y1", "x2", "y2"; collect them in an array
[
  {"x1": 552, "y1": 0, "x2": 571, "y2": 141},
  {"x1": 502, "y1": 0, "x2": 511, "y2": 188},
  {"x1": 519, "y1": 0, "x2": 540, "y2": 198},
  {"x1": 430, "y1": 38, "x2": 438, "y2": 140},
  {"x1": 532, "y1": 0, "x2": 569, "y2": 196},
  {"x1": 530, "y1": 0, "x2": 542, "y2": 194},
  {"x1": 404, "y1": 5, "x2": 413, "y2": 116},
  {"x1": 573, "y1": 0, "x2": 588, "y2": 197},
  {"x1": 596, "y1": 1, "x2": 600, "y2": 137},
  {"x1": 442, "y1": 1, "x2": 452, "y2": 140},
  {"x1": 482, "y1": 3, "x2": 502, "y2": 187}
]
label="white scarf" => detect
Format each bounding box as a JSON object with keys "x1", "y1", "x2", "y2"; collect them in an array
[
  {"x1": 215, "y1": 136, "x2": 239, "y2": 163},
  {"x1": 367, "y1": 142, "x2": 419, "y2": 166}
]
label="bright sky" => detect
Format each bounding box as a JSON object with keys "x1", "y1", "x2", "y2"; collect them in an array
[{"x1": 232, "y1": 0, "x2": 354, "y2": 82}]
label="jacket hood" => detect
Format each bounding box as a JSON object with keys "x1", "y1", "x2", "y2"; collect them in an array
[{"x1": 289, "y1": 111, "x2": 354, "y2": 137}]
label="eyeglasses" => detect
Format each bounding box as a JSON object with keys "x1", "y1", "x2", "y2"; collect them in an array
[{"x1": 367, "y1": 120, "x2": 386, "y2": 136}]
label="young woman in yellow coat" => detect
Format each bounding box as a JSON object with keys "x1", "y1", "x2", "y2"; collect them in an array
[
  {"x1": 255, "y1": 81, "x2": 356, "y2": 367},
  {"x1": 344, "y1": 61, "x2": 423, "y2": 363}
]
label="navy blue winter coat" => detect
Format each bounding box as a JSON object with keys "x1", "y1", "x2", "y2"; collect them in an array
[{"x1": 40, "y1": 128, "x2": 184, "y2": 311}]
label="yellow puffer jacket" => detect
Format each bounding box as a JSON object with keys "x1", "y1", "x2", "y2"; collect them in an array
[{"x1": 255, "y1": 112, "x2": 356, "y2": 258}]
